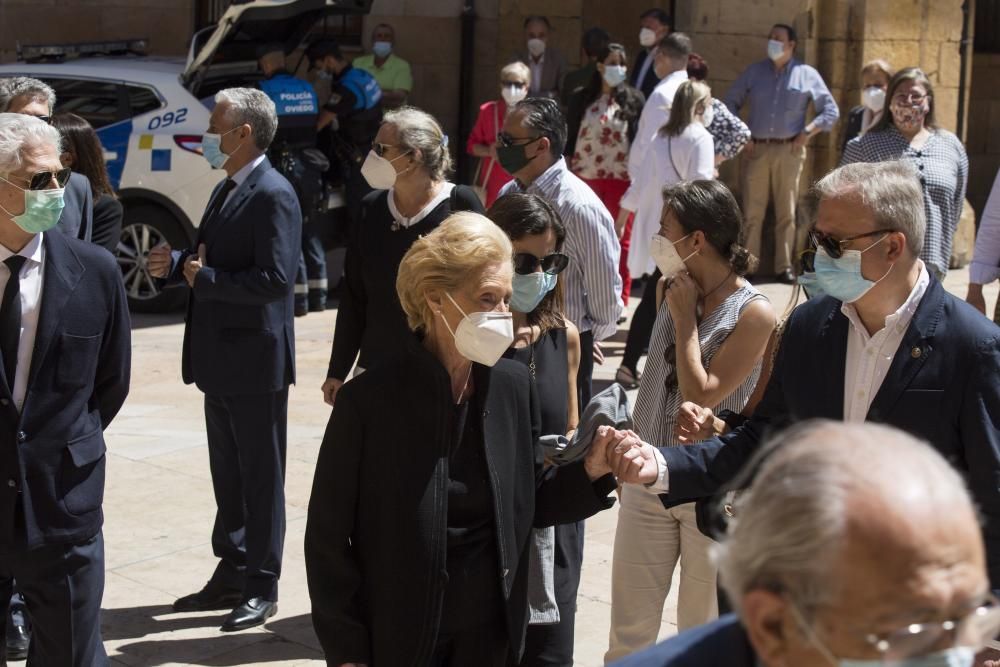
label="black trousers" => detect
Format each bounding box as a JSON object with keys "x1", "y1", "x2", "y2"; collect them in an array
[
  {"x1": 0, "y1": 533, "x2": 105, "y2": 666},
  {"x1": 204, "y1": 388, "x2": 288, "y2": 601},
  {"x1": 577, "y1": 329, "x2": 595, "y2": 410},
  {"x1": 620, "y1": 269, "x2": 661, "y2": 374},
  {"x1": 430, "y1": 622, "x2": 509, "y2": 667},
  {"x1": 521, "y1": 601, "x2": 576, "y2": 667},
  {"x1": 295, "y1": 221, "x2": 328, "y2": 306}
]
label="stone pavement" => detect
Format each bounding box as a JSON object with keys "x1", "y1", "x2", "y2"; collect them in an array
[{"x1": 88, "y1": 271, "x2": 995, "y2": 666}]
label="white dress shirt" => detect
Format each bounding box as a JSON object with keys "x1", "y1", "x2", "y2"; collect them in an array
[
  {"x1": 627, "y1": 69, "x2": 688, "y2": 179},
  {"x1": 842, "y1": 262, "x2": 929, "y2": 422},
  {"x1": 529, "y1": 53, "x2": 546, "y2": 95},
  {"x1": 0, "y1": 233, "x2": 45, "y2": 411},
  {"x1": 387, "y1": 182, "x2": 455, "y2": 229}
]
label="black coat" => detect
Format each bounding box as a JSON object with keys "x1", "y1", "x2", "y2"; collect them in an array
[
  {"x1": 91, "y1": 194, "x2": 123, "y2": 255},
  {"x1": 56, "y1": 171, "x2": 93, "y2": 244},
  {"x1": 305, "y1": 340, "x2": 616, "y2": 666},
  {"x1": 0, "y1": 231, "x2": 131, "y2": 549},
  {"x1": 166, "y1": 158, "x2": 301, "y2": 396},
  {"x1": 630, "y1": 49, "x2": 661, "y2": 100}
]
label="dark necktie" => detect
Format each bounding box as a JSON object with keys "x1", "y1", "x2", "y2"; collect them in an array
[
  {"x1": 200, "y1": 178, "x2": 237, "y2": 239},
  {"x1": 0, "y1": 256, "x2": 27, "y2": 393}
]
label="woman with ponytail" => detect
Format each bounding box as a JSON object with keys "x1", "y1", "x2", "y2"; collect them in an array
[{"x1": 606, "y1": 179, "x2": 776, "y2": 662}]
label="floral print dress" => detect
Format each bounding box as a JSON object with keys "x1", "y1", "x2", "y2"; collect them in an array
[{"x1": 571, "y1": 95, "x2": 631, "y2": 181}]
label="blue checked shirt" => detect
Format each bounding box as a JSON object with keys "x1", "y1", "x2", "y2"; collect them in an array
[
  {"x1": 500, "y1": 158, "x2": 623, "y2": 340},
  {"x1": 724, "y1": 58, "x2": 839, "y2": 139}
]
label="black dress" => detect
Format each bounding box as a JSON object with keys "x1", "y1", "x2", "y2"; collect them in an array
[
  {"x1": 327, "y1": 185, "x2": 484, "y2": 380},
  {"x1": 505, "y1": 328, "x2": 585, "y2": 667}
]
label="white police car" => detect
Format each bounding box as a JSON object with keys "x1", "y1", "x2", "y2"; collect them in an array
[{"x1": 0, "y1": 0, "x2": 368, "y2": 312}]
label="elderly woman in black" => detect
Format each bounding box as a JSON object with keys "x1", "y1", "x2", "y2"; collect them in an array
[{"x1": 305, "y1": 212, "x2": 618, "y2": 667}]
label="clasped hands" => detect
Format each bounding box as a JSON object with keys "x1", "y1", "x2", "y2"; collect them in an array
[
  {"x1": 147, "y1": 242, "x2": 207, "y2": 289},
  {"x1": 583, "y1": 425, "x2": 659, "y2": 485}
]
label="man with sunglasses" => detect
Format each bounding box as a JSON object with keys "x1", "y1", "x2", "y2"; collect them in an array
[
  {"x1": 0, "y1": 78, "x2": 94, "y2": 251},
  {"x1": 604, "y1": 161, "x2": 1000, "y2": 614},
  {"x1": 611, "y1": 421, "x2": 998, "y2": 667},
  {"x1": 497, "y1": 97, "x2": 622, "y2": 408},
  {"x1": 0, "y1": 113, "x2": 130, "y2": 665}
]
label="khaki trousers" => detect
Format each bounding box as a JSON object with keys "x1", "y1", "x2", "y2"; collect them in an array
[
  {"x1": 605, "y1": 485, "x2": 719, "y2": 663},
  {"x1": 742, "y1": 142, "x2": 807, "y2": 273}
]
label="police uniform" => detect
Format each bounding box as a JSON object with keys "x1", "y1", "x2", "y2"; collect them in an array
[{"x1": 259, "y1": 70, "x2": 329, "y2": 314}]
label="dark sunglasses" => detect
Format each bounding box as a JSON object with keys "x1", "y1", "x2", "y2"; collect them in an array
[
  {"x1": 808, "y1": 228, "x2": 895, "y2": 259},
  {"x1": 497, "y1": 132, "x2": 541, "y2": 149},
  {"x1": 501, "y1": 80, "x2": 526, "y2": 89},
  {"x1": 372, "y1": 141, "x2": 398, "y2": 157},
  {"x1": 27, "y1": 114, "x2": 51, "y2": 125},
  {"x1": 513, "y1": 252, "x2": 569, "y2": 276},
  {"x1": 5, "y1": 167, "x2": 72, "y2": 191}
]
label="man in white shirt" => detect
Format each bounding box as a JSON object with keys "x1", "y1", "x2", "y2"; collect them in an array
[
  {"x1": 603, "y1": 160, "x2": 1000, "y2": 597},
  {"x1": 626, "y1": 32, "x2": 691, "y2": 180}
]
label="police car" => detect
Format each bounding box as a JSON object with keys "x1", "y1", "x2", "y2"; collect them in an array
[{"x1": 0, "y1": 0, "x2": 371, "y2": 312}]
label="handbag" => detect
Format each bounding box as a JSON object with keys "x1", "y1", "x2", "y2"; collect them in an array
[{"x1": 472, "y1": 103, "x2": 500, "y2": 205}]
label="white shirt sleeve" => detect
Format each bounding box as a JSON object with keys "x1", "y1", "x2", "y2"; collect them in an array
[{"x1": 641, "y1": 447, "x2": 670, "y2": 493}]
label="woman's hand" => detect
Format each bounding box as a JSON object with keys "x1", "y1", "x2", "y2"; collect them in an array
[
  {"x1": 665, "y1": 271, "x2": 700, "y2": 324},
  {"x1": 676, "y1": 401, "x2": 717, "y2": 443},
  {"x1": 322, "y1": 378, "x2": 344, "y2": 407}
]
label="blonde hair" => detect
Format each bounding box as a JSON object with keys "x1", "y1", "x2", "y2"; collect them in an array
[
  {"x1": 382, "y1": 106, "x2": 453, "y2": 182},
  {"x1": 860, "y1": 58, "x2": 894, "y2": 81},
  {"x1": 397, "y1": 212, "x2": 513, "y2": 332},
  {"x1": 661, "y1": 80, "x2": 711, "y2": 137},
  {"x1": 501, "y1": 61, "x2": 531, "y2": 88}
]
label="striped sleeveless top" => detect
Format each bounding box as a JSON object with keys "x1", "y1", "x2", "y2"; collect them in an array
[{"x1": 634, "y1": 283, "x2": 768, "y2": 446}]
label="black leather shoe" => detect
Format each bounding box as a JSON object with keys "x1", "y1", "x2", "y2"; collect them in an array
[
  {"x1": 220, "y1": 598, "x2": 277, "y2": 632},
  {"x1": 173, "y1": 581, "x2": 244, "y2": 612},
  {"x1": 5, "y1": 622, "x2": 28, "y2": 661},
  {"x1": 775, "y1": 268, "x2": 796, "y2": 284}
]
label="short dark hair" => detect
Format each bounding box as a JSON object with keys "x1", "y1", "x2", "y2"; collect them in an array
[
  {"x1": 687, "y1": 53, "x2": 709, "y2": 81},
  {"x1": 662, "y1": 180, "x2": 757, "y2": 276},
  {"x1": 523, "y1": 15, "x2": 552, "y2": 30},
  {"x1": 307, "y1": 39, "x2": 343, "y2": 62},
  {"x1": 772, "y1": 23, "x2": 797, "y2": 43},
  {"x1": 582, "y1": 27, "x2": 611, "y2": 59},
  {"x1": 640, "y1": 8, "x2": 672, "y2": 28},
  {"x1": 512, "y1": 97, "x2": 567, "y2": 157},
  {"x1": 658, "y1": 32, "x2": 692, "y2": 60}
]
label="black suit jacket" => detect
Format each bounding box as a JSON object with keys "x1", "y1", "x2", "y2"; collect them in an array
[
  {"x1": 659, "y1": 276, "x2": 1000, "y2": 589},
  {"x1": 167, "y1": 158, "x2": 301, "y2": 396},
  {"x1": 56, "y1": 172, "x2": 93, "y2": 244},
  {"x1": 305, "y1": 340, "x2": 616, "y2": 666},
  {"x1": 631, "y1": 49, "x2": 661, "y2": 100},
  {"x1": 610, "y1": 614, "x2": 755, "y2": 667},
  {"x1": 0, "y1": 231, "x2": 130, "y2": 549},
  {"x1": 92, "y1": 194, "x2": 123, "y2": 255}
]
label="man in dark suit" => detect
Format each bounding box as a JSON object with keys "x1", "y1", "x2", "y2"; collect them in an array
[
  {"x1": 630, "y1": 9, "x2": 671, "y2": 100},
  {"x1": 611, "y1": 421, "x2": 992, "y2": 666},
  {"x1": 0, "y1": 77, "x2": 94, "y2": 246},
  {"x1": 148, "y1": 87, "x2": 300, "y2": 632},
  {"x1": 0, "y1": 113, "x2": 130, "y2": 665},
  {"x1": 607, "y1": 161, "x2": 1000, "y2": 593}
]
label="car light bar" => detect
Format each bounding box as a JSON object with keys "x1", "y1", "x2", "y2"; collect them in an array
[
  {"x1": 17, "y1": 39, "x2": 149, "y2": 63},
  {"x1": 173, "y1": 135, "x2": 204, "y2": 154}
]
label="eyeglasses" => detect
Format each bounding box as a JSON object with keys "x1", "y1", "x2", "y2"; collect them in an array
[
  {"x1": 808, "y1": 228, "x2": 895, "y2": 259},
  {"x1": 27, "y1": 114, "x2": 52, "y2": 125},
  {"x1": 501, "y1": 81, "x2": 526, "y2": 89},
  {"x1": 372, "y1": 141, "x2": 397, "y2": 157},
  {"x1": 497, "y1": 132, "x2": 542, "y2": 149},
  {"x1": 513, "y1": 252, "x2": 569, "y2": 276},
  {"x1": 861, "y1": 594, "x2": 1000, "y2": 660},
  {"x1": 893, "y1": 93, "x2": 928, "y2": 105},
  {"x1": 3, "y1": 167, "x2": 72, "y2": 191}
]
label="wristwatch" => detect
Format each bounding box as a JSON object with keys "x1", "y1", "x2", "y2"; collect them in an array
[{"x1": 716, "y1": 409, "x2": 748, "y2": 431}]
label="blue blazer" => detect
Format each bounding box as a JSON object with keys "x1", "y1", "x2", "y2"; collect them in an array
[
  {"x1": 167, "y1": 158, "x2": 301, "y2": 396},
  {"x1": 610, "y1": 614, "x2": 755, "y2": 667},
  {"x1": 56, "y1": 171, "x2": 93, "y2": 244},
  {"x1": 0, "y1": 231, "x2": 131, "y2": 549},
  {"x1": 659, "y1": 276, "x2": 1000, "y2": 590}
]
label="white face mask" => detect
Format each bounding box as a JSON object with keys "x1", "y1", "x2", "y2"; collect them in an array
[
  {"x1": 650, "y1": 233, "x2": 697, "y2": 279},
  {"x1": 360, "y1": 149, "x2": 411, "y2": 190},
  {"x1": 767, "y1": 39, "x2": 786, "y2": 61},
  {"x1": 502, "y1": 84, "x2": 527, "y2": 106},
  {"x1": 862, "y1": 86, "x2": 886, "y2": 113},
  {"x1": 527, "y1": 38, "x2": 546, "y2": 58},
  {"x1": 440, "y1": 293, "x2": 514, "y2": 367},
  {"x1": 639, "y1": 27, "x2": 658, "y2": 48},
  {"x1": 700, "y1": 102, "x2": 715, "y2": 127}
]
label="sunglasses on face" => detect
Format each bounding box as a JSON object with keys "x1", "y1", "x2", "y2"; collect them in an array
[
  {"x1": 497, "y1": 132, "x2": 541, "y2": 149},
  {"x1": 513, "y1": 252, "x2": 569, "y2": 276},
  {"x1": 372, "y1": 141, "x2": 399, "y2": 157},
  {"x1": 808, "y1": 228, "x2": 895, "y2": 259},
  {"x1": 501, "y1": 81, "x2": 526, "y2": 89},
  {"x1": 4, "y1": 167, "x2": 72, "y2": 191}
]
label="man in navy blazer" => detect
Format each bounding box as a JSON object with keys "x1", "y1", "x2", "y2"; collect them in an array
[
  {"x1": 630, "y1": 9, "x2": 671, "y2": 100},
  {"x1": 612, "y1": 421, "x2": 993, "y2": 666},
  {"x1": 608, "y1": 161, "x2": 1000, "y2": 593},
  {"x1": 0, "y1": 113, "x2": 130, "y2": 665},
  {"x1": 149, "y1": 87, "x2": 300, "y2": 633}
]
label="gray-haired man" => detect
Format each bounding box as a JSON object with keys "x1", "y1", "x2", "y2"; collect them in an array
[
  {"x1": 149, "y1": 88, "x2": 301, "y2": 631},
  {"x1": 611, "y1": 421, "x2": 996, "y2": 666}
]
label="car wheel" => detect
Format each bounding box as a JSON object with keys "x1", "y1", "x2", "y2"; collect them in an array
[{"x1": 117, "y1": 205, "x2": 189, "y2": 313}]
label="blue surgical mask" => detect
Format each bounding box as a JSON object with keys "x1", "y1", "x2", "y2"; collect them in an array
[
  {"x1": 768, "y1": 39, "x2": 786, "y2": 61},
  {"x1": 511, "y1": 271, "x2": 557, "y2": 313},
  {"x1": 796, "y1": 271, "x2": 827, "y2": 300},
  {"x1": 373, "y1": 41, "x2": 393, "y2": 58},
  {"x1": 812, "y1": 235, "x2": 892, "y2": 303},
  {"x1": 201, "y1": 126, "x2": 242, "y2": 170},
  {"x1": 0, "y1": 177, "x2": 65, "y2": 234},
  {"x1": 603, "y1": 65, "x2": 627, "y2": 88}
]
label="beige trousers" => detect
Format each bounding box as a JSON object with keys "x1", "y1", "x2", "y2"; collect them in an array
[
  {"x1": 605, "y1": 484, "x2": 719, "y2": 663},
  {"x1": 742, "y1": 142, "x2": 807, "y2": 273}
]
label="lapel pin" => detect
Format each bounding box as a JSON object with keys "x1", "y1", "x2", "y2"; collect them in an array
[{"x1": 911, "y1": 347, "x2": 922, "y2": 359}]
